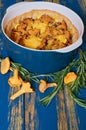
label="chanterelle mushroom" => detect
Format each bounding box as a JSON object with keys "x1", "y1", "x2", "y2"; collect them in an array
[
  {"x1": 39, "y1": 80, "x2": 57, "y2": 93},
  {"x1": 8, "y1": 69, "x2": 23, "y2": 87},
  {"x1": 10, "y1": 81, "x2": 34, "y2": 100},
  {"x1": 64, "y1": 72, "x2": 77, "y2": 85},
  {"x1": 0, "y1": 57, "x2": 10, "y2": 74}
]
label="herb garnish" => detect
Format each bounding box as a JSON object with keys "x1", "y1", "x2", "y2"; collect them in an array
[
  {"x1": 0, "y1": 49, "x2": 86, "y2": 108},
  {"x1": 40, "y1": 49, "x2": 86, "y2": 108}
]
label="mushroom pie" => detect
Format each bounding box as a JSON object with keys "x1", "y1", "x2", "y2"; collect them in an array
[{"x1": 5, "y1": 9, "x2": 78, "y2": 50}]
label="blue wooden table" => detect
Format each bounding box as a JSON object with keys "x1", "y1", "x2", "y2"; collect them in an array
[{"x1": 0, "y1": 0, "x2": 86, "y2": 130}]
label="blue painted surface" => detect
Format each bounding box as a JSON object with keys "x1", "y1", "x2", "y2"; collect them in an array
[
  {"x1": 2, "y1": 1, "x2": 81, "y2": 74},
  {"x1": 0, "y1": 73, "x2": 9, "y2": 130},
  {"x1": 2, "y1": 34, "x2": 77, "y2": 74},
  {"x1": 0, "y1": 0, "x2": 86, "y2": 130}
]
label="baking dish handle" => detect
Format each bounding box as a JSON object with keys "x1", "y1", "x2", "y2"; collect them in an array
[{"x1": 52, "y1": 38, "x2": 83, "y2": 53}]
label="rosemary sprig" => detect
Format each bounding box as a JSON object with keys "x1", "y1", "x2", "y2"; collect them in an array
[
  {"x1": 40, "y1": 49, "x2": 86, "y2": 108},
  {"x1": 11, "y1": 61, "x2": 32, "y2": 81},
  {"x1": 39, "y1": 58, "x2": 79, "y2": 106},
  {"x1": 40, "y1": 61, "x2": 74, "y2": 106},
  {"x1": 0, "y1": 49, "x2": 86, "y2": 108},
  {"x1": 70, "y1": 92, "x2": 86, "y2": 109}
]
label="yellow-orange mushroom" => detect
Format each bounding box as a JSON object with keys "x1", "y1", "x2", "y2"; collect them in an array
[
  {"x1": 64, "y1": 72, "x2": 77, "y2": 85},
  {"x1": 8, "y1": 69, "x2": 22, "y2": 87},
  {"x1": 10, "y1": 81, "x2": 34, "y2": 100},
  {"x1": 1, "y1": 57, "x2": 10, "y2": 74},
  {"x1": 39, "y1": 80, "x2": 57, "y2": 93}
]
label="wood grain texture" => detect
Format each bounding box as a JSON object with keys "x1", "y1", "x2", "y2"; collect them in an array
[
  {"x1": 8, "y1": 86, "x2": 24, "y2": 130},
  {"x1": 0, "y1": 0, "x2": 3, "y2": 7},
  {"x1": 56, "y1": 88, "x2": 78, "y2": 130},
  {"x1": 25, "y1": 93, "x2": 39, "y2": 130},
  {"x1": 56, "y1": 91, "x2": 68, "y2": 130},
  {"x1": 78, "y1": 0, "x2": 86, "y2": 12},
  {"x1": 0, "y1": 0, "x2": 86, "y2": 130},
  {"x1": 64, "y1": 87, "x2": 78, "y2": 130}
]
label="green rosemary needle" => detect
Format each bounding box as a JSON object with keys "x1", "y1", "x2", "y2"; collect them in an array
[
  {"x1": 70, "y1": 92, "x2": 86, "y2": 109},
  {"x1": 0, "y1": 49, "x2": 86, "y2": 108},
  {"x1": 40, "y1": 49, "x2": 86, "y2": 108}
]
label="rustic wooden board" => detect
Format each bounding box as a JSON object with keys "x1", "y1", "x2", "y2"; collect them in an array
[{"x1": 0, "y1": 0, "x2": 86, "y2": 130}]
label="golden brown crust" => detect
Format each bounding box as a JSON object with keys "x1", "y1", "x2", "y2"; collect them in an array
[{"x1": 5, "y1": 9, "x2": 78, "y2": 49}]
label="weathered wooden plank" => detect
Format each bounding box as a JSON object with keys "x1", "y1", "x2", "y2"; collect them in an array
[
  {"x1": 77, "y1": 0, "x2": 86, "y2": 13},
  {"x1": 0, "y1": 45, "x2": 25, "y2": 130},
  {"x1": 0, "y1": 1, "x2": 25, "y2": 130},
  {"x1": 25, "y1": 93, "x2": 37, "y2": 130},
  {"x1": 0, "y1": 73, "x2": 10, "y2": 130},
  {"x1": 0, "y1": 0, "x2": 3, "y2": 7},
  {"x1": 0, "y1": 0, "x2": 86, "y2": 130},
  {"x1": 56, "y1": 90, "x2": 68, "y2": 130},
  {"x1": 52, "y1": 0, "x2": 59, "y2": 4},
  {"x1": 22, "y1": 0, "x2": 86, "y2": 130},
  {"x1": 64, "y1": 88, "x2": 78, "y2": 130},
  {"x1": 8, "y1": 86, "x2": 25, "y2": 130},
  {"x1": 56, "y1": 88, "x2": 79, "y2": 130}
]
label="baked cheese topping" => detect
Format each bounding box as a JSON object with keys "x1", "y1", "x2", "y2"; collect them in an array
[{"x1": 5, "y1": 9, "x2": 78, "y2": 50}]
